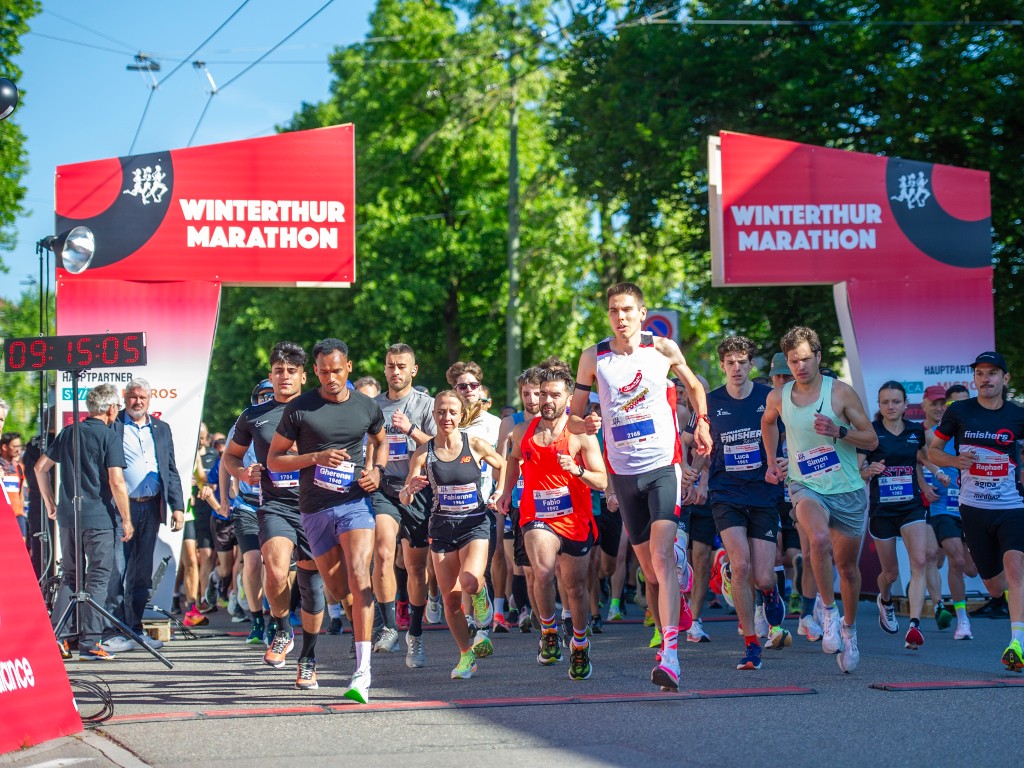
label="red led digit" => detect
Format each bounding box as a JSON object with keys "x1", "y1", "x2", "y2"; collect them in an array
[
  {"x1": 76, "y1": 337, "x2": 94, "y2": 366},
  {"x1": 101, "y1": 335, "x2": 119, "y2": 365},
  {"x1": 8, "y1": 340, "x2": 26, "y2": 369},
  {"x1": 123, "y1": 334, "x2": 140, "y2": 365},
  {"x1": 30, "y1": 339, "x2": 47, "y2": 369}
]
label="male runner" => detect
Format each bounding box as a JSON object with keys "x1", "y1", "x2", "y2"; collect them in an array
[
  {"x1": 225, "y1": 343, "x2": 330, "y2": 690},
  {"x1": 569, "y1": 282, "x2": 712, "y2": 691},
  {"x1": 267, "y1": 338, "x2": 388, "y2": 702},
  {"x1": 929, "y1": 352, "x2": 1024, "y2": 671},
  {"x1": 371, "y1": 343, "x2": 436, "y2": 668},
  {"x1": 686, "y1": 336, "x2": 788, "y2": 671},
  {"x1": 499, "y1": 362, "x2": 607, "y2": 680},
  {"x1": 762, "y1": 326, "x2": 877, "y2": 674}
]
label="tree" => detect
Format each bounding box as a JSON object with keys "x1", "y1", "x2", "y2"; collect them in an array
[
  {"x1": 0, "y1": 286, "x2": 53, "y2": 434},
  {"x1": 0, "y1": 0, "x2": 40, "y2": 264}
]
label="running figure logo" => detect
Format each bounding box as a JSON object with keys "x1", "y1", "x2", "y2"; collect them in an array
[
  {"x1": 890, "y1": 172, "x2": 931, "y2": 210},
  {"x1": 122, "y1": 165, "x2": 169, "y2": 205}
]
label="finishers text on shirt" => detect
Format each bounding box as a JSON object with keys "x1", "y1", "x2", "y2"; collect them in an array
[
  {"x1": 595, "y1": 332, "x2": 681, "y2": 475},
  {"x1": 861, "y1": 419, "x2": 926, "y2": 516},
  {"x1": 935, "y1": 398, "x2": 1024, "y2": 510}
]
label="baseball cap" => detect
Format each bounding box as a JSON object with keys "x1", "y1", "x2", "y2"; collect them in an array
[
  {"x1": 922, "y1": 385, "x2": 947, "y2": 402},
  {"x1": 970, "y1": 351, "x2": 1007, "y2": 373},
  {"x1": 768, "y1": 352, "x2": 792, "y2": 377}
]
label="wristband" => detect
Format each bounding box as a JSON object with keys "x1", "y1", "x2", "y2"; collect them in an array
[
  {"x1": 404, "y1": 424, "x2": 414, "y2": 436},
  {"x1": 696, "y1": 414, "x2": 711, "y2": 425}
]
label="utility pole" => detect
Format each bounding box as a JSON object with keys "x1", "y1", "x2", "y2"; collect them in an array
[{"x1": 505, "y1": 14, "x2": 522, "y2": 407}]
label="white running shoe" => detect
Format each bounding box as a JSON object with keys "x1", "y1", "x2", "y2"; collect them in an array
[
  {"x1": 754, "y1": 605, "x2": 769, "y2": 638},
  {"x1": 953, "y1": 618, "x2": 973, "y2": 640},
  {"x1": 837, "y1": 621, "x2": 859, "y2": 673},
  {"x1": 767, "y1": 626, "x2": 792, "y2": 650},
  {"x1": 343, "y1": 669, "x2": 371, "y2": 704},
  {"x1": 876, "y1": 594, "x2": 899, "y2": 634},
  {"x1": 405, "y1": 632, "x2": 426, "y2": 668},
  {"x1": 686, "y1": 619, "x2": 710, "y2": 643},
  {"x1": 798, "y1": 615, "x2": 823, "y2": 642},
  {"x1": 425, "y1": 593, "x2": 443, "y2": 625},
  {"x1": 821, "y1": 608, "x2": 844, "y2": 654}
]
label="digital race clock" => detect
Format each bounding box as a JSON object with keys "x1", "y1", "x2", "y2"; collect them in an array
[{"x1": 3, "y1": 332, "x2": 147, "y2": 372}]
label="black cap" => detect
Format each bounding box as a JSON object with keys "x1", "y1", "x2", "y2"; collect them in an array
[{"x1": 970, "y1": 351, "x2": 1007, "y2": 373}]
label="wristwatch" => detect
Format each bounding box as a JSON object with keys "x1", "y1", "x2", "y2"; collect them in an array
[
  {"x1": 577, "y1": 464, "x2": 586, "y2": 478},
  {"x1": 837, "y1": 426, "x2": 848, "y2": 440},
  {"x1": 374, "y1": 463, "x2": 387, "y2": 476}
]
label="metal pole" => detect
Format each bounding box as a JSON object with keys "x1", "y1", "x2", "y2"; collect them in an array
[{"x1": 504, "y1": 38, "x2": 522, "y2": 406}]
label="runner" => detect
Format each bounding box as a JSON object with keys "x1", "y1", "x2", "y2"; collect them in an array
[
  {"x1": 495, "y1": 367, "x2": 544, "y2": 631},
  {"x1": 569, "y1": 282, "x2": 712, "y2": 691},
  {"x1": 762, "y1": 326, "x2": 877, "y2": 673},
  {"x1": 860, "y1": 381, "x2": 932, "y2": 650},
  {"x1": 371, "y1": 343, "x2": 436, "y2": 668},
  {"x1": 929, "y1": 352, "x2": 1024, "y2": 671},
  {"x1": 267, "y1": 338, "x2": 388, "y2": 702},
  {"x1": 399, "y1": 390, "x2": 505, "y2": 679},
  {"x1": 498, "y1": 361, "x2": 607, "y2": 680},
  {"x1": 685, "y1": 336, "x2": 789, "y2": 671}
]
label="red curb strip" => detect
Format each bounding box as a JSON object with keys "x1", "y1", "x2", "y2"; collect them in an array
[{"x1": 870, "y1": 679, "x2": 1023, "y2": 692}]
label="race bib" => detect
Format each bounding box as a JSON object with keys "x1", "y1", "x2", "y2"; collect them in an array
[
  {"x1": 878, "y1": 467, "x2": 914, "y2": 503},
  {"x1": 610, "y1": 412, "x2": 657, "y2": 447},
  {"x1": 724, "y1": 442, "x2": 762, "y2": 472},
  {"x1": 314, "y1": 462, "x2": 355, "y2": 493},
  {"x1": 438, "y1": 483, "x2": 479, "y2": 513},
  {"x1": 1, "y1": 474, "x2": 18, "y2": 494},
  {"x1": 268, "y1": 470, "x2": 300, "y2": 488},
  {"x1": 968, "y1": 451, "x2": 1010, "y2": 478},
  {"x1": 960, "y1": 447, "x2": 1019, "y2": 507},
  {"x1": 387, "y1": 433, "x2": 410, "y2": 462},
  {"x1": 947, "y1": 485, "x2": 960, "y2": 511},
  {"x1": 534, "y1": 486, "x2": 573, "y2": 519},
  {"x1": 796, "y1": 445, "x2": 841, "y2": 479}
]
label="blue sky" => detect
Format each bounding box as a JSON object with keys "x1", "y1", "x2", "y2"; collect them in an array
[{"x1": 3, "y1": 0, "x2": 376, "y2": 300}]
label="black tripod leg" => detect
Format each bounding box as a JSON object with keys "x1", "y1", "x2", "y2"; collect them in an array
[
  {"x1": 79, "y1": 596, "x2": 174, "y2": 669},
  {"x1": 52, "y1": 600, "x2": 77, "y2": 640}
]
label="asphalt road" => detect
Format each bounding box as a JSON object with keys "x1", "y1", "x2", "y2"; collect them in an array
[{"x1": 3, "y1": 600, "x2": 1022, "y2": 768}]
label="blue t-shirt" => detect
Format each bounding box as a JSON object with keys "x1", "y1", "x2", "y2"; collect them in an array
[{"x1": 922, "y1": 424, "x2": 960, "y2": 518}]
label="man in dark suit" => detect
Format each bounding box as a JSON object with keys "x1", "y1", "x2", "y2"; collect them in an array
[{"x1": 102, "y1": 378, "x2": 185, "y2": 652}]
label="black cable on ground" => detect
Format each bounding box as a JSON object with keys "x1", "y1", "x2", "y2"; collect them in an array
[{"x1": 67, "y1": 673, "x2": 115, "y2": 725}]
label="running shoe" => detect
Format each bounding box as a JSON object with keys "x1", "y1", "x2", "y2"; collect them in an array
[
  {"x1": 396, "y1": 600, "x2": 410, "y2": 631},
  {"x1": 788, "y1": 591, "x2": 802, "y2": 615},
  {"x1": 230, "y1": 603, "x2": 249, "y2": 623},
  {"x1": 678, "y1": 594, "x2": 693, "y2": 632},
  {"x1": 327, "y1": 617, "x2": 344, "y2": 635},
  {"x1": 471, "y1": 629, "x2": 493, "y2": 658},
  {"x1": 934, "y1": 603, "x2": 954, "y2": 630},
  {"x1": 754, "y1": 605, "x2": 769, "y2": 638},
  {"x1": 425, "y1": 593, "x2": 443, "y2": 624},
  {"x1": 721, "y1": 561, "x2": 734, "y2": 608},
  {"x1": 451, "y1": 651, "x2": 477, "y2": 679},
  {"x1": 265, "y1": 616, "x2": 280, "y2": 646},
  {"x1": 877, "y1": 595, "x2": 899, "y2": 635},
  {"x1": 471, "y1": 589, "x2": 494, "y2": 628},
  {"x1": 905, "y1": 624, "x2": 925, "y2": 650},
  {"x1": 1001, "y1": 639, "x2": 1024, "y2": 672},
  {"x1": 228, "y1": 589, "x2": 239, "y2": 616},
  {"x1": 643, "y1": 609, "x2": 655, "y2": 627},
  {"x1": 183, "y1": 606, "x2": 209, "y2": 627},
  {"x1": 492, "y1": 613, "x2": 511, "y2": 633},
  {"x1": 649, "y1": 626, "x2": 662, "y2": 649},
  {"x1": 246, "y1": 616, "x2": 265, "y2": 645},
  {"x1": 343, "y1": 669, "x2": 371, "y2": 703},
  {"x1": 508, "y1": 608, "x2": 520, "y2": 625},
  {"x1": 79, "y1": 643, "x2": 116, "y2": 661},
  {"x1": 537, "y1": 630, "x2": 562, "y2": 665},
  {"x1": 264, "y1": 628, "x2": 295, "y2": 668},
  {"x1": 406, "y1": 632, "x2": 426, "y2": 669},
  {"x1": 295, "y1": 656, "x2": 318, "y2": 690},
  {"x1": 838, "y1": 621, "x2": 859, "y2": 673},
  {"x1": 651, "y1": 655, "x2": 680, "y2": 692},
  {"x1": 531, "y1": 612, "x2": 541, "y2": 631},
  {"x1": 170, "y1": 594, "x2": 182, "y2": 615},
  {"x1": 767, "y1": 626, "x2": 793, "y2": 650},
  {"x1": 822, "y1": 608, "x2": 843, "y2": 655},
  {"x1": 953, "y1": 618, "x2": 973, "y2": 640},
  {"x1": 519, "y1": 608, "x2": 533, "y2": 632},
  {"x1": 763, "y1": 587, "x2": 786, "y2": 627},
  {"x1": 635, "y1": 567, "x2": 648, "y2": 609},
  {"x1": 687, "y1": 619, "x2": 711, "y2": 643},
  {"x1": 568, "y1": 642, "x2": 593, "y2": 681},
  {"x1": 606, "y1": 605, "x2": 624, "y2": 622},
  {"x1": 101, "y1": 635, "x2": 135, "y2": 654},
  {"x1": 972, "y1": 594, "x2": 1009, "y2": 619},
  {"x1": 813, "y1": 594, "x2": 825, "y2": 626},
  {"x1": 798, "y1": 615, "x2": 823, "y2": 642},
  {"x1": 590, "y1": 614, "x2": 603, "y2": 634},
  {"x1": 737, "y1": 642, "x2": 762, "y2": 670},
  {"x1": 198, "y1": 599, "x2": 218, "y2": 615},
  {"x1": 142, "y1": 635, "x2": 164, "y2": 650},
  {"x1": 373, "y1": 626, "x2": 400, "y2": 653},
  {"x1": 58, "y1": 639, "x2": 72, "y2": 661},
  {"x1": 560, "y1": 620, "x2": 573, "y2": 649},
  {"x1": 349, "y1": 638, "x2": 356, "y2": 659}
]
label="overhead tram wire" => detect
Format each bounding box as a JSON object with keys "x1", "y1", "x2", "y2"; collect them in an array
[
  {"x1": 157, "y1": 0, "x2": 254, "y2": 87},
  {"x1": 42, "y1": 8, "x2": 139, "y2": 52},
  {"x1": 186, "y1": 0, "x2": 339, "y2": 145}
]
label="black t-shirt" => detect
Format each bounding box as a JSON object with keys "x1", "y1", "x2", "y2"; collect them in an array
[
  {"x1": 861, "y1": 419, "x2": 926, "y2": 516},
  {"x1": 45, "y1": 418, "x2": 125, "y2": 529},
  {"x1": 231, "y1": 399, "x2": 300, "y2": 509},
  {"x1": 193, "y1": 449, "x2": 218, "y2": 515},
  {"x1": 276, "y1": 388, "x2": 385, "y2": 513},
  {"x1": 936, "y1": 398, "x2": 1024, "y2": 510}
]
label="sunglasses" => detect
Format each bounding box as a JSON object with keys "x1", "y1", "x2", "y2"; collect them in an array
[{"x1": 456, "y1": 382, "x2": 481, "y2": 391}]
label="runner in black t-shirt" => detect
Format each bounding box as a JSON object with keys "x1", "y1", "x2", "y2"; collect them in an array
[
  {"x1": 929, "y1": 352, "x2": 1024, "y2": 672},
  {"x1": 268, "y1": 338, "x2": 387, "y2": 702},
  {"x1": 859, "y1": 381, "x2": 933, "y2": 650},
  {"x1": 225, "y1": 341, "x2": 331, "y2": 691}
]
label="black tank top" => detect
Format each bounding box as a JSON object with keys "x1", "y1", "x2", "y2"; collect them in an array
[{"x1": 426, "y1": 431, "x2": 484, "y2": 517}]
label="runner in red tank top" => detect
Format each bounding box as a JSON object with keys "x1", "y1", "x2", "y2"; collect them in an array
[{"x1": 498, "y1": 361, "x2": 607, "y2": 680}]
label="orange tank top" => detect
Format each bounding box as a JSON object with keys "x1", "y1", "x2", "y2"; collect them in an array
[{"x1": 518, "y1": 418, "x2": 595, "y2": 541}]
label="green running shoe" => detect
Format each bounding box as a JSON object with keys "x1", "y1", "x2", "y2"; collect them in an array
[
  {"x1": 649, "y1": 626, "x2": 662, "y2": 649},
  {"x1": 537, "y1": 630, "x2": 562, "y2": 665},
  {"x1": 451, "y1": 651, "x2": 478, "y2": 679},
  {"x1": 568, "y1": 642, "x2": 593, "y2": 681},
  {"x1": 471, "y1": 589, "x2": 494, "y2": 628},
  {"x1": 471, "y1": 630, "x2": 493, "y2": 658},
  {"x1": 1002, "y1": 639, "x2": 1024, "y2": 673}
]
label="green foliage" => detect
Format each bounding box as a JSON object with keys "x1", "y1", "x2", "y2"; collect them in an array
[
  {"x1": 0, "y1": 0, "x2": 40, "y2": 261},
  {"x1": 0, "y1": 286, "x2": 53, "y2": 434}
]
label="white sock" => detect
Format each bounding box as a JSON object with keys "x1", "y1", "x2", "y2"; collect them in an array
[
  {"x1": 354, "y1": 641, "x2": 372, "y2": 674},
  {"x1": 328, "y1": 603, "x2": 342, "y2": 620},
  {"x1": 494, "y1": 598, "x2": 505, "y2": 616},
  {"x1": 956, "y1": 606, "x2": 968, "y2": 621}
]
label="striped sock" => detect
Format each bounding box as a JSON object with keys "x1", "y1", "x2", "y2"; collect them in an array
[
  {"x1": 661, "y1": 625, "x2": 679, "y2": 652},
  {"x1": 954, "y1": 601, "x2": 967, "y2": 621},
  {"x1": 540, "y1": 613, "x2": 556, "y2": 632},
  {"x1": 572, "y1": 626, "x2": 588, "y2": 647}
]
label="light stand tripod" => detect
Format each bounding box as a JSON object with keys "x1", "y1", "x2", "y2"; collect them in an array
[{"x1": 50, "y1": 369, "x2": 173, "y2": 669}]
